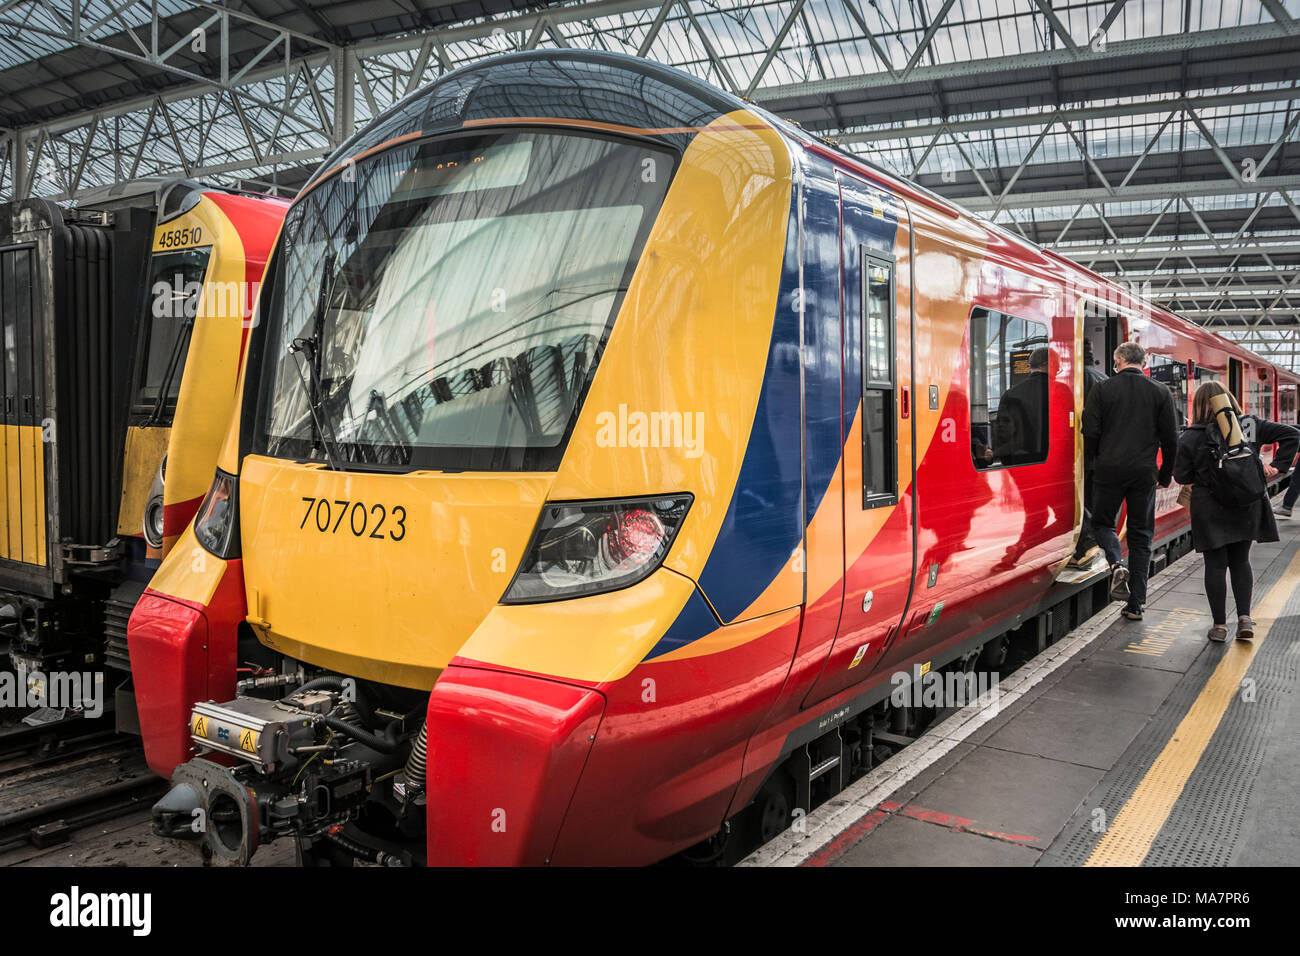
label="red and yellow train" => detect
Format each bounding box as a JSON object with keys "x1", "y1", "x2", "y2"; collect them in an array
[
  {"x1": 0, "y1": 180, "x2": 286, "y2": 691},
  {"x1": 133, "y1": 51, "x2": 1298, "y2": 866}
]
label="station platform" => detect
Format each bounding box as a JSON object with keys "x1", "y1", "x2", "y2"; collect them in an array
[{"x1": 744, "y1": 499, "x2": 1300, "y2": 868}]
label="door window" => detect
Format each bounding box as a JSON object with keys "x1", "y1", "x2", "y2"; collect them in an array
[
  {"x1": 969, "y1": 308, "x2": 1051, "y2": 469},
  {"x1": 862, "y1": 252, "x2": 897, "y2": 507}
]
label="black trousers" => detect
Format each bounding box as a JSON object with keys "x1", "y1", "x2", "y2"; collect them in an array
[
  {"x1": 1203, "y1": 540, "x2": 1253, "y2": 626},
  {"x1": 1091, "y1": 477, "x2": 1156, "y2": 606},
  {"x1": 1073, "y1": 470, "x2": 1096, "y2": 558}
]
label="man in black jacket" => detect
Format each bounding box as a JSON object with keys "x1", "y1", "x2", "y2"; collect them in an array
[{"x1": 1081, "y1": 341, "x2": 1179, "y2": 620}]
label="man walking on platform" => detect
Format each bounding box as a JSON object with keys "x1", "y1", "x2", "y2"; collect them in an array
[{"x1": 1081, "y1": 341, "x2": 1179, "y2": 621}]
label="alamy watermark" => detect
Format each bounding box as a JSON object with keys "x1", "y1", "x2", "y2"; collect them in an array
[
  {"x1": 152, "y1": 272, "x2": 262, "y2": 327},
  {"x1": 49, "y1": 886, "x2": 150, "y2": 936},
  {"x1": 889, "y1": 663, "x2": 1000, "y2": 711},
  {"x1": 594, "y1": 404, "x2": 705, "y2": 459},
  {"x1": 0, "y1": 664, "x2": 104, "y2": 717}
]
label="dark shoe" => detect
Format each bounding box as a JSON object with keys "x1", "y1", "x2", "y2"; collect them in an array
[
  {"x1": 1237, "y1": 616, "x2": 1255, "y2": 640},
  {"x1": 1121, "y1": 605, "x2": 1143, "y2": 621},
  {"x1": 1109, "y1": 564, "x2": 1131, "y2": 602},
  {"x1": 1208, "y1": 625, "x2": 1228, "y2": 643}
]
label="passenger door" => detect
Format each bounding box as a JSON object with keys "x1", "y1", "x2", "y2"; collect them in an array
[{"x1": 803, "y1": 179, "x2": 915, "y2": 708}]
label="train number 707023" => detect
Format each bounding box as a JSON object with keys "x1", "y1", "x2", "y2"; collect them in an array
[{"x1": 299, "y1": 497, "x2": 407, "y2": 541}]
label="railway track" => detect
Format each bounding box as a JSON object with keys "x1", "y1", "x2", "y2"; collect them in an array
[
  {"x1": 0, "y1": 712, "x2": 121, "y2": 775},
  {"x1": 0, "y1": 773, "x2": 166, "y2": 853},
  {"x1": 0, "y1": 709, "x2": 165, "y2": 855}
]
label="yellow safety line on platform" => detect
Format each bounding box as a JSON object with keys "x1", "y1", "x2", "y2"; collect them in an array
[{"x1": 1084, "y1": 546, "x2": 1300, "y2": 866}]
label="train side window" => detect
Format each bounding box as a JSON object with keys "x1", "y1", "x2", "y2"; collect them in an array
[
  {"x1": 1281, "y1": 386, "x2": 1296, "y2": 424},
  {"x1": 1248, "y1": 376, "x2": 1270, "y2": 420},
  {"x1": 1, "y1": 246, "x2": 36, "y2": 424},
  {"x1": 861, "y1": 251, "x2": 896, "y2": 508},
  {"x1": 1194, "y1": 364, "x2": 1222, "y2": 394},
  {"x1": 1, "y1": 249, "x2": 18, "y2": 421},
  {"x1": 1148, "y1": 354, "x2": 1188, "y2": 427},
  {"x1": 969, "y1": 308, "x2": 1050, "y2": 470}
]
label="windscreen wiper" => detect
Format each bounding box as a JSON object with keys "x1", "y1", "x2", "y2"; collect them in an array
[
  {"x1": 287, "y1": 253, "x2": 343, "y2": 469},
  {"x1": 289, "y1": 336, "x2": 342, "y2": 470},
  {"x1": 144, "y1": 314, "x2": 195, "y2": 426}
]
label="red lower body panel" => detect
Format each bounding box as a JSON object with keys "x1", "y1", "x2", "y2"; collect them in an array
[
  {"x1": 127, "y1": 562, "x2": 244, "y2": 777},
  {"x1": 425, "y1": 666, "x2": 604, "y2": 866}
]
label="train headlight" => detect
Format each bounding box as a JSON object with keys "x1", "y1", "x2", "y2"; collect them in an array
[
  {"x1": 143, "y1": 494, "x2": 166, "y2": 548},
  {"x1": 143, "y1": 454, "x2": 167, "y2": 548},
  {"x1": 502, "y1": 495, "x2": 692, "y2": 603},
  {"x1": 194, "y1": 470, "x2": 241, "y2": 559}
]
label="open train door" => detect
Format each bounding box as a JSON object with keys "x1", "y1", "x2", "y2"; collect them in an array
[
  {"x1": 1229, "y1": 358, "x2": 1244, "y2": 406},
  {"x1": 1083, "y1": 303, "x2": 1122, "y2": 376},
  {"x1": 802, "y1": 177, "x2": 915, "y2": 711}
]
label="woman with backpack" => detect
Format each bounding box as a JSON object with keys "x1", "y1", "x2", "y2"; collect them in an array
[{"x1": 1174, "y1": 381, "x2": 1300, "y2": 642}]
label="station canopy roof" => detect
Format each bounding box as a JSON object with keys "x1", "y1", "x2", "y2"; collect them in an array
[{"x1": 2, "y1": 0, "x2": 1299, "y2": 365}]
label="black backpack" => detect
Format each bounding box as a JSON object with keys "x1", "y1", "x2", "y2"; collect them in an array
[{"x1": 1203, "y1": 410, "x2": 1267, "y2": 509}]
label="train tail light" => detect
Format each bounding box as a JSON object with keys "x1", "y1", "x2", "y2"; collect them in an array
[
  {"x1": 502, "y1": 495, "x2": 692, "y2": 603},
  {"x1": 194, "y1": 470, "x2": 241, "y2": 559}
]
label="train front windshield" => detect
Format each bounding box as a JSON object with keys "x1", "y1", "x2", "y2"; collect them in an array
[
  {"x1": 136, "y1": 247, "x2": 212, "y2": 417},
  {"x1": 258, "y1": 130, "x2": 674, "y2": 471}
]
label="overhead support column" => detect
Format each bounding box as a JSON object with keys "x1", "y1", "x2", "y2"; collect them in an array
[
  {"x1": 333, "y1": 48, "x2": 356, "y2": 148},
  {"x1": 13, "y1": 131, "x2": 27, "y2": 200}
]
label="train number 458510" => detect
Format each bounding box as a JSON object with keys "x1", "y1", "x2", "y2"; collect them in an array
[{"x1": 299, "y1": 497, "x2": 407, "y2": 541}]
